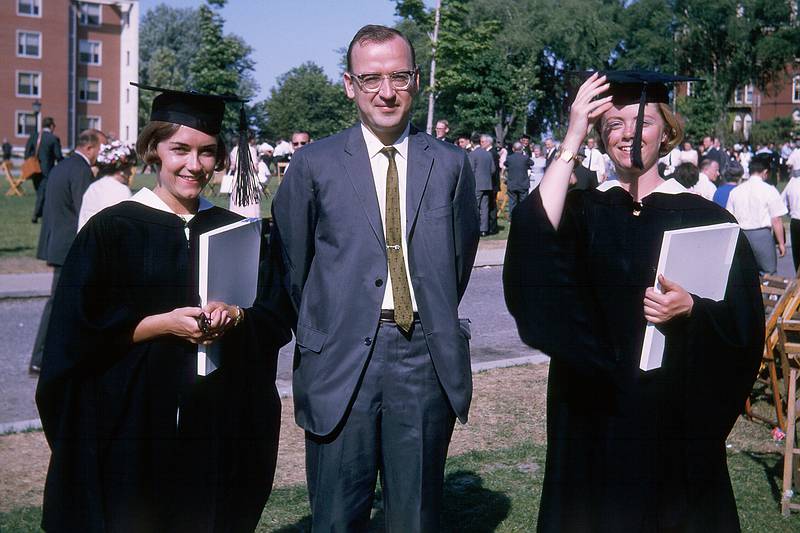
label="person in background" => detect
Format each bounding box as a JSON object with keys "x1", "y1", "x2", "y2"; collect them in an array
[
  {"x1": 726, "y1": 154, "x2": 787, "y2": 275},
  {"x1": 2, "y1": 138, "x2": 12, "y2": 165},
  {"x1": 544, "y1": 137, "x2": 558, "y2": 168},
  {"x1": 291, "y1": 131, "x2": 311, "y2": 152},
  {"x1": 26, "y1": 117, "x2": 64, "y2": 223},
  {"x1": 582, "y1": 136, "x2": 606, "y2": 183},
  {"x1": 690, "y1": 158, "x2": 718, "y2": 200},
  {"x1": 470, "y1": 132, "x2": 497, "y2": 236},
  {"x1": 434, "y1": 119, "x2": 452, "y2": 143},
  {"x1": 530, "y1": 144, "x2": 547, "y2": 190},
  {"x1": 29, "y1": 129, "x2": 106, "y2": 374},
  {"x1": 456, "y1": 133, "x2": 471, "y2": 150},
  {"x1": 36, "y1": 86, "x2": 291, "y2": 532},
  {"x1": 77, "y1": 140, "x2": 137, "y2": 231},
  {"x1": 713, "y1": 159, "x2": 743, "y2": 210},
  {"x1": 504, "y1": 141, "x2": 532, "y2": 217},
  {"x1": 781, "y1": 157, "x2": 800, "y2": 271}
]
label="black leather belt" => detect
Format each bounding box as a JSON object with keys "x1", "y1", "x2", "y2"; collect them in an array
[{"x1": 379, "y1": 309, "x2": 420, "y2": 322}]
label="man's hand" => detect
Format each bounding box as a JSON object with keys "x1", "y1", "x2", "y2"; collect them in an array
[{"x1": 643, "y1": 274, "x2": 694, "y2": 324}]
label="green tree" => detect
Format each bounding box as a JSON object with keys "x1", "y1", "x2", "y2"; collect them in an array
[
  {"x1": 138, "y1": 4, "x2": 200, "y2": 127},
  {"x1": 256, "y1": 62, "x2": 357, "y2": 141},
  {"x1": 188, "y1": 0, "x2": 259, "y2": 137},
  {"x1": 750, "y1": 116, "x2": 798, "y2": 147}
]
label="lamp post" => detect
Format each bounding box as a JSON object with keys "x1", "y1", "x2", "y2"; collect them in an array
[{"x1": 32, "y1": 100, "x2": 42, "y2": 134}]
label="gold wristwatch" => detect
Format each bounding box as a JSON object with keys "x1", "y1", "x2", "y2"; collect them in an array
[{"x1": 555, "y1": 145, "x2": 575, "y2": 163}]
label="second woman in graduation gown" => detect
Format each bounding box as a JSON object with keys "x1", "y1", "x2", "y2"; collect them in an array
[
  {"x1": 36, "y1": 91, "x2": 292, "y2": 532},
  {"x1": 504, "y1": 72, "x2": 764, "y2": 532}
]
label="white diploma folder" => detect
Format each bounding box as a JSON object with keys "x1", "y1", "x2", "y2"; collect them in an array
[
  {"x1": 197, "y1": 218, "x2": 262, "y2": 376},
  {"x1": 639, "y1": 222, "x2": 740, "y2": 371}
]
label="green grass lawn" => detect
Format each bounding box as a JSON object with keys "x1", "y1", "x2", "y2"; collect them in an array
[{"x1": 2, "y1": 440, "x2": 798, "y2": 532}]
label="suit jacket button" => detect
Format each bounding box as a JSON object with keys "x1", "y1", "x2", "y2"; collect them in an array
[
  {"x1": 364, "y1": 337, "x2": 372, "y2": 346},
  {"x1": 375, "y1": 278, "x2": 383, "y2": 287}
]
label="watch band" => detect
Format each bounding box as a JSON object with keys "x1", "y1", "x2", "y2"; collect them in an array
[{"x1": 556, "y1": 146, "x2": 575, "y2": 163}]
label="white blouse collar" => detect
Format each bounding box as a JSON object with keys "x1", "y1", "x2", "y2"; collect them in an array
[
  {"x1": 128, "y1": 187, "x2": 214, "y2": 215},
  {"x1": 595, "y1": 178, "x2": 687, "y2": 197}
]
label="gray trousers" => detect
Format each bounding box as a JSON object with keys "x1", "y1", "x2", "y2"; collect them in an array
[
  {"x1": 305, "y1": 320, "x2": 456, "y2": 532},
  {"x1": 743, "y1": 227, "x2": 777, "y2": 275},
  {"x1": 507, "y1": 189, "x2": 528, "y2": 220},
  {"x1": 30, "y1": 265, "x2": 61, "y2": 368},
  {"x1": 476, "y1": 190, "x2": 491, "y2": 232}
]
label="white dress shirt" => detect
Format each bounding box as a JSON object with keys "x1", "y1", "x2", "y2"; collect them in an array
[
  {"x1": 787, "y1": 148, "x2": 800, "y2": 175},
  {"x1": 690, "y1": 172, "x2": 717, "y2": 201},
  {"x1": 582, "y1": 147, "x2": 605, "y2": 178},
  {"x1": 361, "y1": 123, "x2": 418, "y2": 311},
  {"x1": 781, "y1": 177, "x2": 800, "y2": 219},
  {"x1": 658, "y1": 148, "x2": 683, "y2": 175},
  {"x1": 726, "y1": 176, "x2": 787, "y2": 229}
]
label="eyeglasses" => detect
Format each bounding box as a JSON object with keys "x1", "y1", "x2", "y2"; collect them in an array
[
  {"x1": 350, "y1": 69, "x2": 417, "y2": 93},
  {"x1": 292, "y1": 141, "x2": 307, "y2": 146}
]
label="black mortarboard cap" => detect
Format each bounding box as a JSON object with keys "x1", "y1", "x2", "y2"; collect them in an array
[
  {"x1": 571, "y1": 70, "x2": 704, "y2": 169},
  {"x1": 132, "y1": 83, "x2": 260, "y2": 206}
]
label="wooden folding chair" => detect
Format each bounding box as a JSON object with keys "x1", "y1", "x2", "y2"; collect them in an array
[
  {"x1": 3, "y1": 160, "x2": 24, "y2": 197},
  {"x1": 746, "y1": 275, "x2": 800, "y2": 431},
  {"x1": 775, "y1": 317, "x2": 800, "y2": 515}
]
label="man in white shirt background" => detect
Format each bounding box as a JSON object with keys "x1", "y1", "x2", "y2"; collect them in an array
[
  {"x1": 691, "y1": 158, "x2": 718, "y2": 200},
  {"x1": 582, "y1": 137, "x2": 606, "y2": 183},
  {"x1": 781, "y1": 151, "x2": 800, "y2": 271},
  {"x1": 726, "y1": 154, "x2": 787, "y2": 275},
  {"x1": 787, "y1": 140, "x2": 800, "y2": 178}
]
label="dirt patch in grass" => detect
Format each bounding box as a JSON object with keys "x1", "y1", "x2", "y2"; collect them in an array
[
  {"x1": 0, "y1": 257, "x2": 51, "y2": 274},
  {"x1": 0, "y1": 362, "x2": 786, "y2": 514}
]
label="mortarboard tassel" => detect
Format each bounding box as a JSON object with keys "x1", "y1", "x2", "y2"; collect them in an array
[
  {"x1": 631, "y1": 82, "x2": 648, "y2": 170},
  {"x1": 232, "y1": 103, "x2": 260, "y2": 207}
]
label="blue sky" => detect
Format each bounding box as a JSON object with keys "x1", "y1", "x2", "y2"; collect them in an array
[{"x1": 138, "y1": 0, "x2": 419, "y2": 101}]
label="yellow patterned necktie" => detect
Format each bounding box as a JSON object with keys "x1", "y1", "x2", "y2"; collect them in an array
[{"x1": 381, "y1": 146, "x2": 413, "y2": 332}]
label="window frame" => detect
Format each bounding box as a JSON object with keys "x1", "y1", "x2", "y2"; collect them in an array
[
  {"x1": 17, "y1": 0, "x2": 42, "y2": 18},
  {"x1": 792, "y1": 76, "x2": 800, "y2": 104},
  {"x1": 78, "y1": 39, "x2": 102, "y2": 66},
  {"x1": 78, "y1": 2, "x2": 102, "y2": 26},
  {"x1": 15, "y1": 111, "x2": 37, "y2": 138},
  {"x1": 16, "y1": 70, "x2": 42, "y2": 98},
  {"x1": 78, "y1": 115, "x2": 102, "y2": 131},
  {"x1": 16, "y1": 30, "x2": 42, "y2": 58},
  {"x1": 78, "y1": 78, "x2": 101, "y2": 103},
  {"x1": 744, "y1": 83, "x2": 754, "y2": 104}
]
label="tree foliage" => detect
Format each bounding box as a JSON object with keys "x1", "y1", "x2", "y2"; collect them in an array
[
  {"x1": 254, "y1": 63, "x2": 357, "y2": 141},
  {"x1": 749, "y1": 116, "x2": 798, "y2": 147}
]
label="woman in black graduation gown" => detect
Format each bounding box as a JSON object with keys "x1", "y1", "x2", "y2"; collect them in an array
[
  {"x1": 503, "y1": 71, "x2": 764, "y2": 532},
  {"x1": 35, "y1": 88, "x2": 292, "y2": 532}
]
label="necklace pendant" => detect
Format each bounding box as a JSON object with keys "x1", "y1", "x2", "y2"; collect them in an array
[{"x1": 632, "y1": 202, "x2": 642, "y2": 216}]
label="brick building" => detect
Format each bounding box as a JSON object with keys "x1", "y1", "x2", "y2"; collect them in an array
[
  {"x1": 1, "y1": 0, "x2": 139, "y2": 153},
  {"x1": 729, "y1": 64, "x2": 800, "y2": 141}
]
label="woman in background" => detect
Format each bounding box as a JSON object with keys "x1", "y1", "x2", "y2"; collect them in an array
[{"x1": 77, "y1": 140, "x2": 136, "y2": 231}]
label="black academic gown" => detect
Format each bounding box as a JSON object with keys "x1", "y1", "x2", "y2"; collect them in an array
[
  {"x1": 35, "y1": 201, "x2": 292, "y2": 533},
  {"x1": 503, "y1": 185, "x2": 763, "y2": 532}
]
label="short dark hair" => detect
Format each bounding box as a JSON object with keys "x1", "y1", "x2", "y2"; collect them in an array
[
  {"x1": 346, "y1": 25, "x2": 416, "y2": 73},
  {"x1": 699, "y1": 158, "x2": 717, "y2": 171},
  {"x1": 673, "y1": 163, "x2": 699, "y2": 189},
  {"x1": 42, "y1": 117, "x2": 55, "y2": 129},
  {"x1": 749, "y1": 154, "x2": 771, "y2": 175}
]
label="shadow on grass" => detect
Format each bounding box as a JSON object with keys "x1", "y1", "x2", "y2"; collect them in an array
[
  {"x1": 273, "y1": 470, "x2": 510, "y2": 533},
  {"x1": 742, "y1": 450, "x2": 786, "y2": 504},
  {"x1": 0, "y1": 246, "x2": 34, "y2": 254}
]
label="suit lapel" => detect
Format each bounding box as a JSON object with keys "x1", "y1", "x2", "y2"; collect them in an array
[
  {"x1": 343, "y1": 126, "x2": 385, "y2": 248},
  {"x1": 406, "y1": 129, "x2": 433, "y2": 239}
]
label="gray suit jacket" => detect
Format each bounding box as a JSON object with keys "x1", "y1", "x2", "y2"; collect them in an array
[
  {"x1": 36, "y1": 153, "x2": 93, "y2": 265},
  {"x1": 272, "y1": 124, "x2": 480, "y2": 437},
  {"x1": 469, "y1": 147, "x2": 496, "y2": 191}
]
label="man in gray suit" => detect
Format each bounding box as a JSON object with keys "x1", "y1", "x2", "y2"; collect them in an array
[
  {"x1": 469, "y1": 133, "x2": 496, "y2": 236},
  {"x1": 272, "y1": 24, "x2": 479, "y2": 532},
  {"x1": 29, "y1": 129, "x2": 105, "y2": 373},
  {"x1": 25, "y1": 117, "x2": 64, "y2": 223}
]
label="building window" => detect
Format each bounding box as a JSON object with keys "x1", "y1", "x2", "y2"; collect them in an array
[
  {"x1": 16, "y1": 71, "x2": 41, "y2": 97},
  {"x1": 78, "y1": 116, "x2": 101, "y2": 131},
  {"x1": 734, "y1": 87, "x2": 743, "y2": 104},
  {"x1": 733, "y1": 115, "x2": 742, "y2": 133},
  {"x1": 78, "y1": 78, "x2": 101, "y2": 102},
  {"x1": 743, "y1": 114, "x2": 753, "y2": 141},
  {"x1": 79, "y1": 40, "x2": 102, "y2": 65},
  {"x1": 17, "y1": 31, "x2": 41, "y2": 57},
  {"x1": 744, "y1": 83, "x2": 754, "y2": 104},
  {"x1": 79, "y1": 2, "x2": 102, "y2": 26},
  {"x1": 686, "y1": 81, "x2": 694, "y2": 97},
  {"x1": 793, "y1": 76, "x2": 800, "y2": 103},
  {"x1": 15, "y1": 111, "x2": 37, "y2": 137},
  {"x1": 17, "y1": 0, "x2": 41, "y2": 17}
]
